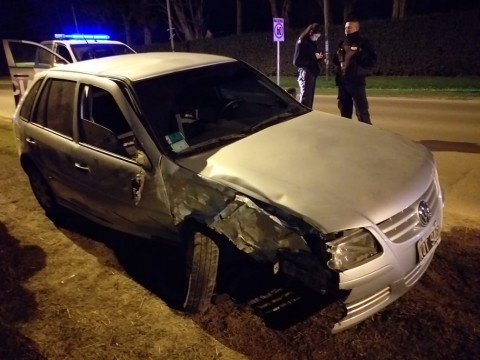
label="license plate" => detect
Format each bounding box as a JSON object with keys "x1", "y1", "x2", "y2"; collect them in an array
[{"x1": 417, "y1": 221, "x2": 441, "y2": 262}]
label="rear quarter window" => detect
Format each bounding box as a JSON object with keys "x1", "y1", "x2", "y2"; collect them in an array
[
  {"x1": 19, "y1": 79, "x2": 43, "y2": 120},
  {"x1": 55, "y1": 44, "x2": 73, "y2": 63}
]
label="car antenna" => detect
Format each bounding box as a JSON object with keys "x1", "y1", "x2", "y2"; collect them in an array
[{"x1": 71, "y1": 3, "x2": 80, "y2": 33}]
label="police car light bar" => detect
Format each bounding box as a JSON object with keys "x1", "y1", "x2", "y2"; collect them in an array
[{"x1": 54, "y1": 34, "x2": 111, "y2": 40}]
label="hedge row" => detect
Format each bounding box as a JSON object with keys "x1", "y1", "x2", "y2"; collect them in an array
[{"x1": 141, "y1": 9, "x2": 479, "y2": 77}]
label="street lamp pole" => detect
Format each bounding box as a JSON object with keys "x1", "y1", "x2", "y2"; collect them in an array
[
  {"x1": 166, "y1": 0, "x2": 175, "y2": 51},
  {"x1": 323, "y1": 0, "x2": 330, "y2": 81}
]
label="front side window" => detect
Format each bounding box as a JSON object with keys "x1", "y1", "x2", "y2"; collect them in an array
[
  {"x1": 78, "y1": 85, "x2": 136, "y2": 157},
  {"x1": 33, "y1": 78, "x2": 75, "y2": 137}
]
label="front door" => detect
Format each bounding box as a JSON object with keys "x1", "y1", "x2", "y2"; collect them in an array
[{"x1": 70, "y1": 83, "x2": 175, "y2": 239}]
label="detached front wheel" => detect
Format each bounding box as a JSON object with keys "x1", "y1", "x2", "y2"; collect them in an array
[{"x1": 183, "y1": 229, "x2": 220, "y2": 313}]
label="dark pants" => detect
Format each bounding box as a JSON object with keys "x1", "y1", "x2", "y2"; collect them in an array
[
  {"x1": 297, "y1": 68, "x2": 317, "y2": 108},
  {"x1": 337, "y1": 81, "x2": 372, "y2": 124}
]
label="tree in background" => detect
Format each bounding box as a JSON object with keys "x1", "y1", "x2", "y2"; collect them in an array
[
  {"x1": 162, "y1": 0, "x2": 207, "y2": 40},
  {"x1": 342, "y1": 0, "x2": 358, "y2": 21},
  {"x1": 268, "y1": 0, "x2": 293, "y2": 27},
  {"x1": 78, "y1": 0, "x2": 209, "y2": 43},
  {"x1": 236, "y1": 0, "x2": 243, "y2": 35},
  {"x1": 392, "y1": 0, "x2": 407, "y2": 19},
  {"x1": 76, "y1": 0, "x2": 139, "y2": 45},
  {"x1": 74, "y1": 0, "x2": 478, "y2": 46}
]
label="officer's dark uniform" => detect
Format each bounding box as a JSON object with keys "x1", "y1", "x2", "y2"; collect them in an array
[
  {"x1": 332, "y1": 32, "x2": 377, "y2": 124},
  {"x1": 293, "y1": 37, "x2": 321, "y2": 108}
]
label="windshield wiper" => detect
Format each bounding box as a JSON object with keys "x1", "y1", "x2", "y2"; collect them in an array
[
  {"x1": 249, "y1": 111, "x2": 298, "y2": 133},
  {"x1": 180, "y1": 133, "x2": 247, "y2": 153}
]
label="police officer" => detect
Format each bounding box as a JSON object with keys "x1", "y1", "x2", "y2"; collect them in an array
[
  {"x1": 293, "y1": 23, "x2": 324, "y2": 108},
  {"x1": 333, "y1": 18, "x2": 377, "y2": 124}
]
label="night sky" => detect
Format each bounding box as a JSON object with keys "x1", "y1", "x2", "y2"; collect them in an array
[{"x1": 205, "y1": 0, "x2": 479, "y2": 34}]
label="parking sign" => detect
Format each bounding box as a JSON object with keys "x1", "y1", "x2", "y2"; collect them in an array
[{"x1": 273, "y1": 18, "x2": 284, "y2": 42}]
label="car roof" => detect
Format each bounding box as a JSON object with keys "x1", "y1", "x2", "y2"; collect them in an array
[{"x1": 46, "y1": 52, "x2": 236, "y2": 81}]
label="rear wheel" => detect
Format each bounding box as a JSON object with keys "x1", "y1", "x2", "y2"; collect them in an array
[
  {"x1": 26, "y1": 165, "x2": 61, "y2": 217},
  {"x1": 182, "y1": 229, "x2": 220, "y2": 313}
]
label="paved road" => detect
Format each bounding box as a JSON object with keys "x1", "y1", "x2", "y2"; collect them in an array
[
  {"x1": 314, "y1": 95, "x2": 480, "y2": 146},
  {"x1": 1, "y1": 87, "x2": 479, "y2": 228},
  {"x1": 2, "y1": 86, "x2": 479, "y2": 148},
  {"x1": 2, "y1": 86, "x2": 479, "y2": 143},
  {"x1": 313, "y1": 94, "x2": 480, "y2": 228}
]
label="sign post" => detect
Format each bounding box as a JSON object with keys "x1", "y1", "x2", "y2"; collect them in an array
[{"x1": 273, "y1": 18, "x2": 284, "y2": 86}]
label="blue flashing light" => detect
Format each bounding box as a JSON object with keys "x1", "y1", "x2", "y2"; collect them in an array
[{"x1": 54, "y1": 33, "x2": 111, "y2": 40}]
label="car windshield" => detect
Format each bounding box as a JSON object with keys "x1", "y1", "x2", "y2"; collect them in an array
[
  {"x1": 133, "y1": 61, "x2": 308, "y2": 157},
  {"x1": 71, "y1": 44, "x2": 135, "y2": 61}
]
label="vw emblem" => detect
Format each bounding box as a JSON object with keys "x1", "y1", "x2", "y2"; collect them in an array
[{"x1": 417, "y1": 201, "x2": 432, "y2": 226}]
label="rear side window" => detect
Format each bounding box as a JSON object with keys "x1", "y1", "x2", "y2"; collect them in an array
[
  {"x1": 33, "y1": 79, "x2": 75, "y2": 137},
  {"x1": 19, "y1": 79, "x2": 43, "y2": 120}
]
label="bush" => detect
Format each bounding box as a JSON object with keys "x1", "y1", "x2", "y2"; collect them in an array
[{"x1": 140, "y1": 9, "x2": 480, "y2": 77}]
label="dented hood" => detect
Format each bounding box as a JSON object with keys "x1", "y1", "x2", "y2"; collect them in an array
[{"x1": 178, "y1": 111, "x2": 435, "y2": 232}]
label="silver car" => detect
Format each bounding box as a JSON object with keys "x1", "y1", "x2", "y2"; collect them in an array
[{"x1": 8, "y1": 52, "x2": 443, "y2": 333}]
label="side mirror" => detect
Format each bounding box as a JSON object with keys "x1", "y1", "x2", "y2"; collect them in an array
[{"x1": 133, "y1": 150, "x2": 152, "y2": 170}]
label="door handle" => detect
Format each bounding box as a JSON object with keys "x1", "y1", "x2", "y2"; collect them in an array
[
  {"x1": 26, "y1": 137, "x2": 36, "y2": 144},
  {"x1": 74, "y1": 162, "x2": 90, "y2": 173}
]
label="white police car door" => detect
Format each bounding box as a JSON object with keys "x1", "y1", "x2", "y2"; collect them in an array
[{"x1": 2, "y1": 39, "x2": 70, "y2": 105}]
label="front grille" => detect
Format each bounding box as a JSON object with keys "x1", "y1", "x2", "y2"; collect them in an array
[{"x1": 377, "y1": 177, "x2": 441, "y2": 244}]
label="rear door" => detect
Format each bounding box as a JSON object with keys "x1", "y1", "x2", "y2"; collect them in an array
[
  {"x1": 2, "y1": 39, "x2": 69, "y2": 105},
  {"x1": 23, "y1": 77, "x2": 79, "y2": 202}
]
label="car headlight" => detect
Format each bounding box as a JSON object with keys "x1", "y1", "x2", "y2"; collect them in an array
[{"x1": 326, "y1": 228, "x2": 382, "y2": 271}]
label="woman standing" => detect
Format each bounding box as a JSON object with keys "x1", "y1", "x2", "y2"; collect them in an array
[{"x1": 293, "y1": 23, "x2": 324, "y2": 108}]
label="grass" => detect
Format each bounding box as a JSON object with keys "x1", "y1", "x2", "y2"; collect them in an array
[{"x1": 274, "y1": 75, "x2": 480, "y2": 98}]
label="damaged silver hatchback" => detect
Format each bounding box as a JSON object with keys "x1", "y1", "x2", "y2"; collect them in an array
[{"x1": 9, "y1": 52, "x2": 443, "y2": 332}]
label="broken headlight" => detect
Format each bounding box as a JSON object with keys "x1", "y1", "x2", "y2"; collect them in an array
[{"x1": 326, "y1": 229, "x2": 382, "y2": 271}]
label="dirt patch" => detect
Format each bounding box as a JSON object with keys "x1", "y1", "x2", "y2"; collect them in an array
[{"x1": 1, "y1": 121, "x2": 480, "y2": 359}]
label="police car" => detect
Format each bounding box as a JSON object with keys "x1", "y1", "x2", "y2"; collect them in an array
[
  {"x1": 2, "y1": 33, "x2": 135, "y2": 104},
  {"x1": 39, "y1": 33, "x2": 136, "y2": 65}
]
